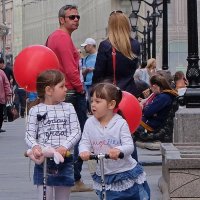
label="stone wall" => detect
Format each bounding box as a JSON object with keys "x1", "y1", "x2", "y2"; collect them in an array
[
  {"x1": 174, "y1": 108, "x2": 200, "y2": 143},
  {"x1": 160, "y1": 143, "x2": 200, "y2": 199}
]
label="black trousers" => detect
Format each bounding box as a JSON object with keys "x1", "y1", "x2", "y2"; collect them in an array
[
  {"x1": 65, "y1": 91, "x2": 88, "y2": 181},
  {"x1": 0, "y1": 104, "x2": 5, "y2": 129}
]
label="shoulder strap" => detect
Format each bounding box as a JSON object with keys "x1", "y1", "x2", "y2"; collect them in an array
[{"x1": 112, "y1": 47, "x2": 116, "y2": 85}]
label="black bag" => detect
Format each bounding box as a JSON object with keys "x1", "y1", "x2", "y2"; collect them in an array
[{"x1": 6, "y1": 104, "x2": 19, "y2": 122}]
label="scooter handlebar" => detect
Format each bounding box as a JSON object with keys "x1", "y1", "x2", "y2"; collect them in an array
[
  {"x1": 24, "y1": 150, "x2": 71, "y2": 158},
  {"x1": 87, "y1": 152, "x2": 124, "y2": 160}
]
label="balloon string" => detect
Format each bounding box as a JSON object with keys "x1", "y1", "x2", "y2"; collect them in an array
[{"x1": 25, "y1": 86, "x2": 28, "y2": 124}]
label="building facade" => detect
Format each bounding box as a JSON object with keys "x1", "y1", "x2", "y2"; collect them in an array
[
  {"x1": 0, "y1": 0, "x2": 200, "y2": 75},
  {"x1": 0, "y1": 0, "x2": 13, "y2": 63}
]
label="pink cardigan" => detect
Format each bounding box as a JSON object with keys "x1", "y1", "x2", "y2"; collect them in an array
[{"x1": 0, "y1": 69, "x2": 12, "y2": 104}]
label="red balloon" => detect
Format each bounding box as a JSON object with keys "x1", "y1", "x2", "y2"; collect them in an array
[
  {"x1": 13, "y1": 45, "x2": 60, "y2": 92},
  {"x1": 118, "y1": 91, "x2": 142, "y2": 134}
]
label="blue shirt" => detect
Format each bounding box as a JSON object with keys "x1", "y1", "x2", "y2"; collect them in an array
[
  {"x1": 28, "y1": 92, "x2": 38, "y2": 101},
  {"x1": 82, "y1": 53, "x2": 97, "y2": 86}
]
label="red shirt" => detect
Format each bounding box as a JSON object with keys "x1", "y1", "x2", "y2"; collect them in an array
[{"x1": 47, "y1": 29, "x2": 83, "y2": 92}]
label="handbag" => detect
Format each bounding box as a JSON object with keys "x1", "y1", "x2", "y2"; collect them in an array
[{"x1": 6, "y1": 103, "x2": 19, "y2": 122}]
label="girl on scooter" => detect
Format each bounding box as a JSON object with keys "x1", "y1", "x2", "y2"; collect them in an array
[{"x1": 79, "y1": 82, "x2": 150, "y2": 200}]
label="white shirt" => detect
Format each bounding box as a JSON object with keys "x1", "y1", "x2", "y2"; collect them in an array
[
  {"x1": 79, "y1": 114, "x2": 137, "y2": 176},
  {"x1": 25, "y1": 102, "x2": 81, "y2": 151}
]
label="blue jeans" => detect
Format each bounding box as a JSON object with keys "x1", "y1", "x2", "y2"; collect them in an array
[
  {"x1": 65, "y1": 91, "x2": 87, "y2": 181},
  {"x1": 96, "y1": 181, "x2": 150, "y2": 200},
  {"x1": 34, "y1": 156, "x2": 74, "y2": 186},
  {"x1": 93, "y1": 164, "x2": 150, "y2": 200}
]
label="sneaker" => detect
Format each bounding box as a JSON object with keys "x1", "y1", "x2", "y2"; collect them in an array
[
  {"x1": 71, "y1": 180, "x2": 93, "y2": 192},
  {"x1": 136, "y1": 141, "x2": 161, "y2": 150},
  {"x1": 0, "y1": 129, "x2": 6, "y2": 132}
]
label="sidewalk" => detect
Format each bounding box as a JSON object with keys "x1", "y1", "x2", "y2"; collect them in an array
[{"x1": 0, "y1": 118, "x2": 162, "y2": 200}]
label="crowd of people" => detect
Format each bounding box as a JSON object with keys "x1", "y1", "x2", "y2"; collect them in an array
[
  {"x1": 0, "y1": 57, "x2": 28, "y2": 131},
  {"x1": 0, "y1": 4, "x2": 189, "y2": 200}
]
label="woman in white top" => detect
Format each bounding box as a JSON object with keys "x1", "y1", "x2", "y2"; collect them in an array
[{"x1": 134, "y1": 58, "x2": 157, "y2": 85}]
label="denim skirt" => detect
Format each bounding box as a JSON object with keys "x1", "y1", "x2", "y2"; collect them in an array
[
  {"x1": 93, "y1": 163, "x2": 150, "y2": 200},
  {"x1": 96, "y1": 182, "x2": 150, "y2": 200},
  {"x1": 33, "y1": 155, "x2": 74, "y2": 186}
]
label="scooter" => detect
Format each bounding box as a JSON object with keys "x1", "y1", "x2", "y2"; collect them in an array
[
  {"x1": 24, "y1": 148, "x2": 70, "y2": 200},
  {"x1": 88, "y1": 152, "x2": 124, "y2": 200}
]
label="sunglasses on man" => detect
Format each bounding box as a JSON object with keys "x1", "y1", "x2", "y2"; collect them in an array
[{"x1": 65, "y1": 15, "x2": 80, "y2": 20}]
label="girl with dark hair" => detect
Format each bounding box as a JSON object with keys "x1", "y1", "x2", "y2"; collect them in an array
[
  {"x1": 25, "y1": 69, "x2": 81, "y2": 200},
  {"x1": 79, "y1": 83, "x2": 150, "y2": 200},
  {"x1": 135, "y1": 74, "x2": 178, "y2": 140}
]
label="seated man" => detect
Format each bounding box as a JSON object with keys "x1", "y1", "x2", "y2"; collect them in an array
[{"x1": 173, "y1": 71, "x2": 188, "y2": 96}]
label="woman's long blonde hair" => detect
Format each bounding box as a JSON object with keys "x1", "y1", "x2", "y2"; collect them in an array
[
  {"x1": 146, "y1": 58, "x2": 156, "y2": 69},
  {"x1": 108, "y1": 11, "x2": 136, "y2": 60}
]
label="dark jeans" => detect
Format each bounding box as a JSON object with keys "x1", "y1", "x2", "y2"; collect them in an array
[
  {"x1": 131, "y1": 126, "x2": 146, "y2": 162},
  {"x1": 14, "y1": 88, "x2": 26, "y2": 117},
  {"x1": 132, "y1": 141, "x2": 138, "y2": 162},
  {"x1": 85, "y1": 85, "x2": 92, "y2": 113},
  {"x1": 65, "y1": 91, "x2": 87, "y2": 181},
  {"x1": 0, "y1": 104, "x2": 4, "y2": 129},
  {"x1": 3, "y1": 104, "x2": 7, "y2": 120}
]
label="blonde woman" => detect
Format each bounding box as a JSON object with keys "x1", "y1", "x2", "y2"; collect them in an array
[
  {"x1": 135, "y1": 58, "x2": 157, "y2": 85},
  {"x1": 92, "y1": 10, "x2": 140, "y2": 96}
]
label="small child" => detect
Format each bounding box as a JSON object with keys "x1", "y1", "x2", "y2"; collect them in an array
[
  {"x1": 25, "y1": 69, "x2": 81, "y2": 200},
  {"x1": 79, "y1": 83, "x2": 150, "y2": 200}
]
